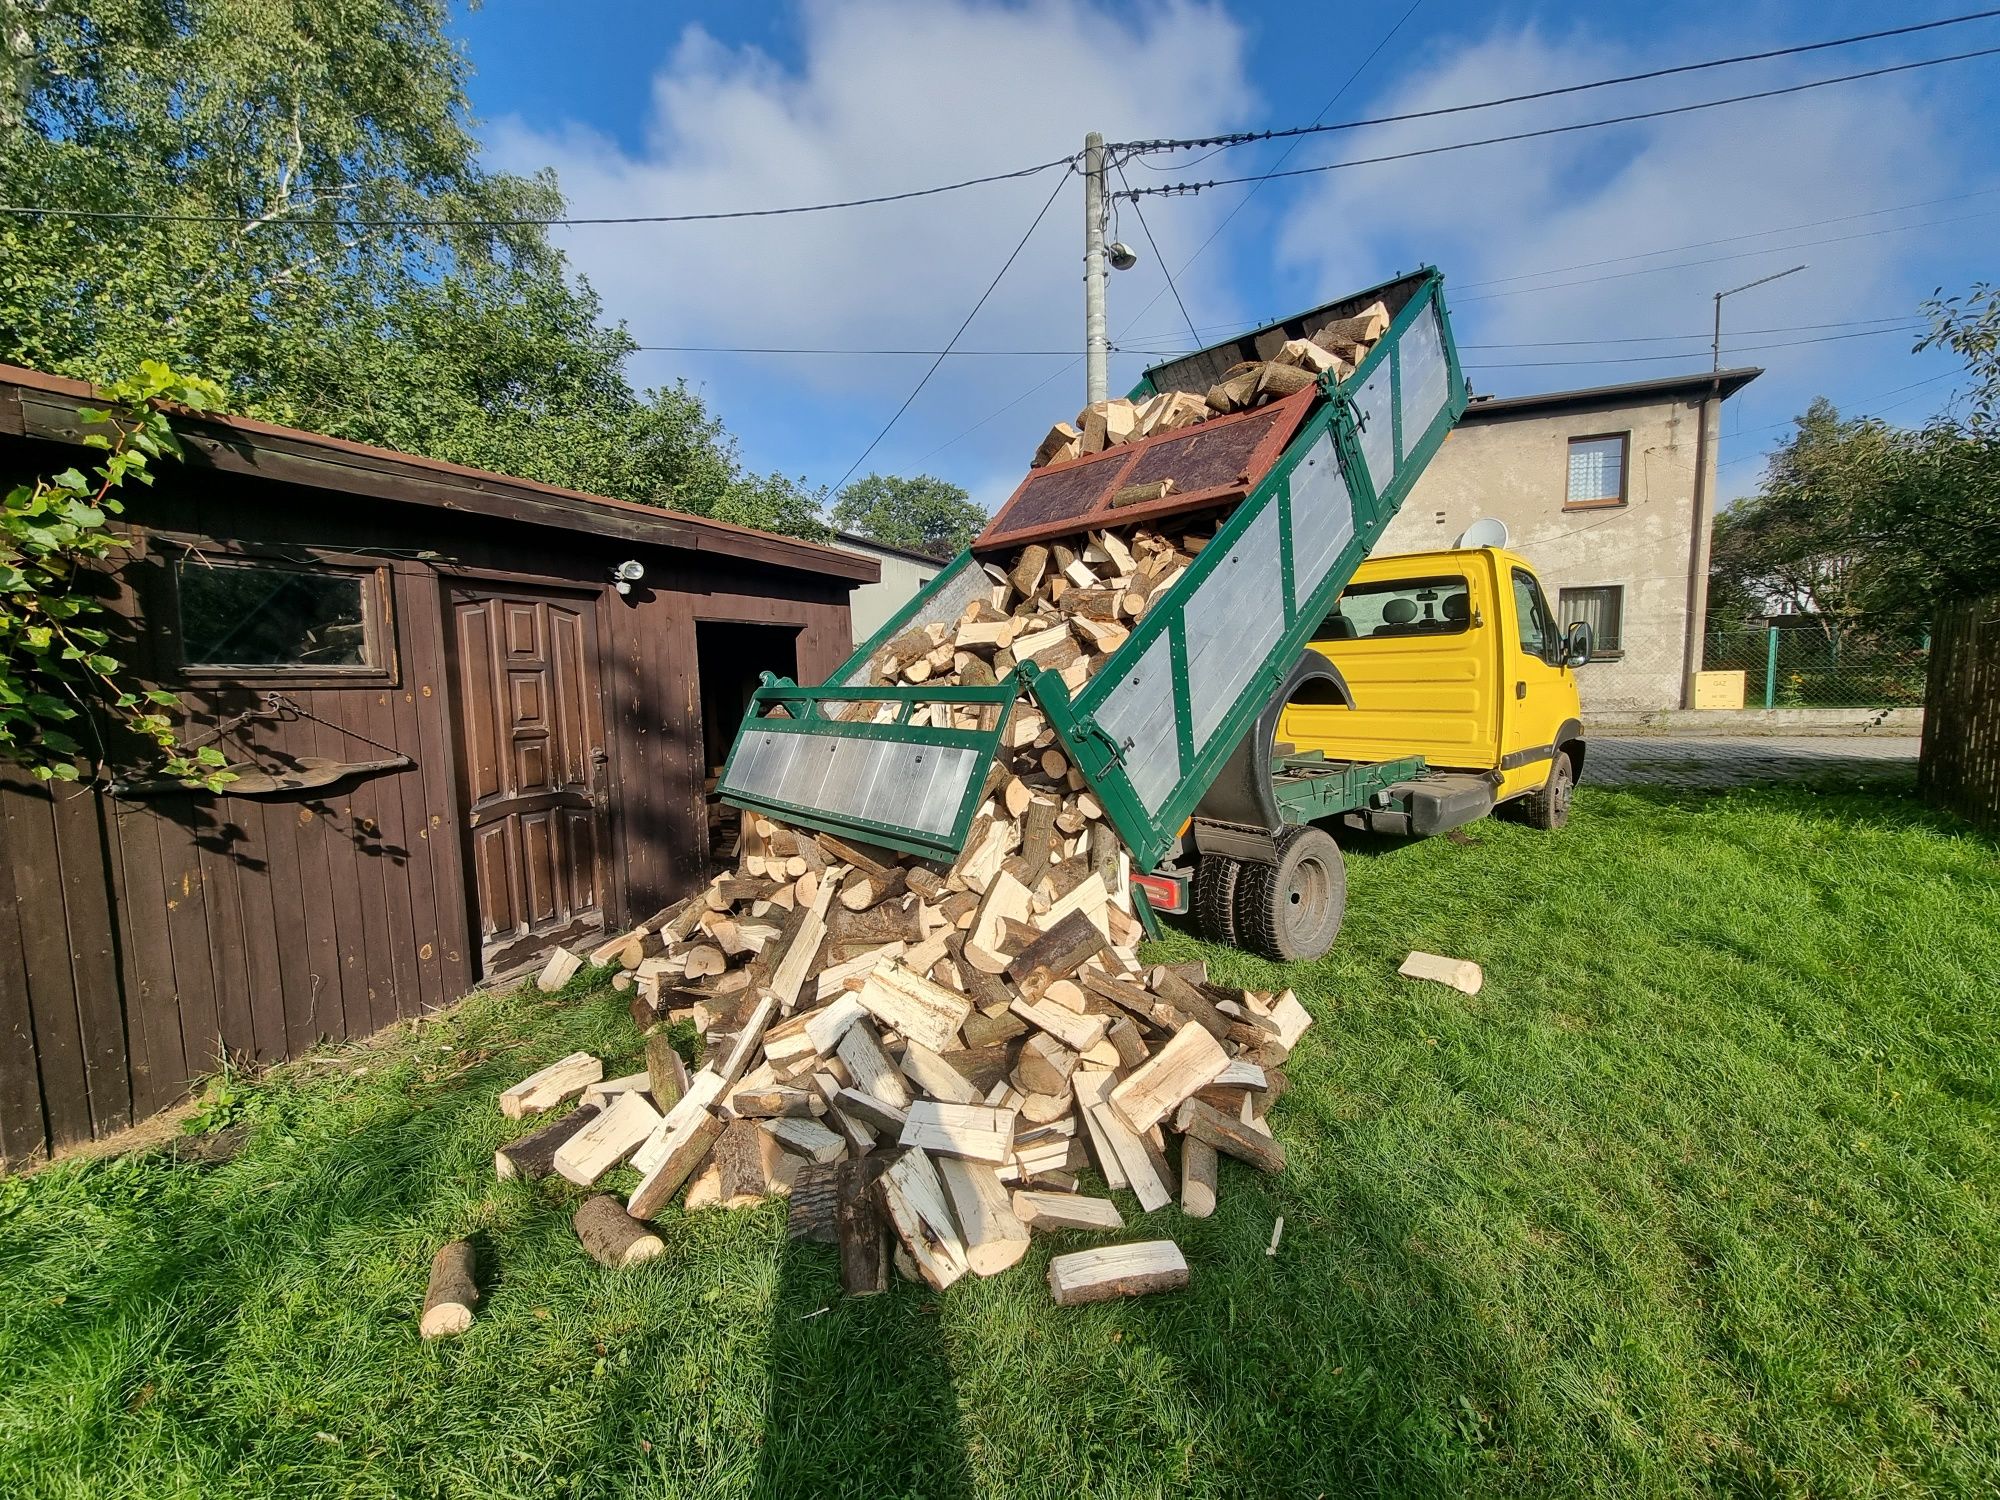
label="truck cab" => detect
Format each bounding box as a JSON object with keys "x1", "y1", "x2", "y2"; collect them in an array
[{"x1": 1280, "y1": 545, "x2": 1589, "y2": 829}]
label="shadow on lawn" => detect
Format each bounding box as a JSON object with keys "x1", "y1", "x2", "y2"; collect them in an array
[{"x1": 750, "y1": 1239, "x2": 973, "y2": 1500}]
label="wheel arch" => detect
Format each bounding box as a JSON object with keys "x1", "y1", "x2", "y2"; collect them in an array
[{"x1": 1192, "y1": 651, "x2": 1354, "y2": 830}]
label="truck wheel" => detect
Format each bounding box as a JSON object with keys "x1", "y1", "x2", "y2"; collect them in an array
[
  {"x1": 1232, "y1": 826, "x2": 1346, "y2": 962},
  {"x1": 1192, "y1": 856, "x2": 1242, "y2": 947},
  {"x1": 1519, "y1": 749, "x2": 1574, "y2": 831}
]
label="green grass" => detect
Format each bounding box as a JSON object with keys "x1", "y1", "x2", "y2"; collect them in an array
[{"x1": 2, "y1": 781, "x2": 1998, "y2": 1498}]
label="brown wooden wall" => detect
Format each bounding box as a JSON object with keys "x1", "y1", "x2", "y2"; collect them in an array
[
  {"x1": 0, "y1": 446, "x2": 853, "y2": 1168},
  {"x1": 1919, "y1": 592, "x2": 2000, "y2": 836}
]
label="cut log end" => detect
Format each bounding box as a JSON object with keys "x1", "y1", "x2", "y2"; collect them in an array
[{"x1": 420, "y1": 1239, "x2": 479, "y2": 1339}]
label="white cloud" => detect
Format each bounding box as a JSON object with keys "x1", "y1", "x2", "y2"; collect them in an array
[
  {"x1": 1270, "y1": 24, "x2": 1972, "y2": 497},
  {"x1": 485, "y1": 0, "x2": 1259, "y2": 490}
]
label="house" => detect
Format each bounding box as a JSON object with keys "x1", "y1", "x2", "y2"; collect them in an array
[
  {"x1": 0, "y1": 365, "x2": 877, "y2": 1166},
  {"x1": 825, "y1": 531, "x2": 950, "y2": 640},
  {"x1": 1378, "y1": 368, "x2": 1762, "y2": 712}
]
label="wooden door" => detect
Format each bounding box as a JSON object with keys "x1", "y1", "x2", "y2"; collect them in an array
[{"x1": 447, "y1": 587, "x2": 609, "y2": 972}]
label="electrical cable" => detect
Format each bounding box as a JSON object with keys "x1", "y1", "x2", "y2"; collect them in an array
[
  {"x1": 0, "y1": 155, "x2": 1075, "y2": 229},
  {"x1": 829, "y1": 168, "x2": 1071, "y2": 493},
  {"x1": 1112, "y1": 160, "x2": 1201, "y2": 346},
  {"x1": 1111, "y1": 9, "x2": 2000, "y2": 157},
  {"x1": 1107, "y1": 0, "x2": 1423, "y2": 348},
  {"x1": 1116, "y1": 46, "x2": 2000, "y2": 202}
]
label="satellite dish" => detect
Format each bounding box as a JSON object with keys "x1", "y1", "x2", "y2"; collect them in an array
[{"x1": 1455, "y1": 517, "x2": 1510, "y2": 551}]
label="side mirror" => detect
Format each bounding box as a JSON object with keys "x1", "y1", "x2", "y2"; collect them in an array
[{"x1": 1563, "y1": 620, "x2": 1594, "y2": 669}]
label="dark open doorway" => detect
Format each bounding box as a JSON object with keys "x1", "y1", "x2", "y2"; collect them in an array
[{"x1": 694, "y1": 620, "x2": 802, "y2": 866}]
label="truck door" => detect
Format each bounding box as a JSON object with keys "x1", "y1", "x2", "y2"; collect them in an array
[{"x1": 1499, "y1": 565, "x2": 1573, "y2": 799}]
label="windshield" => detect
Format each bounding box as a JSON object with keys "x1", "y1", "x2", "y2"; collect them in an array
[{"x1": 1316, "y1": 575, "x2": 1473, "y2": 641}]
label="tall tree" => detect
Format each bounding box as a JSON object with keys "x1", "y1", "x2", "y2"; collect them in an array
[
  {"x1": 0, "y1": 0, "x2": 824, "y2": 535},
  {"x1": 830, "y1": 474, "x2": 986, "y2": 556}
]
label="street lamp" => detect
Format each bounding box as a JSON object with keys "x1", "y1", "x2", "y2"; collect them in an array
[{"x1": 1713, "y1": 263, "x2": 1807, "y2": 379}]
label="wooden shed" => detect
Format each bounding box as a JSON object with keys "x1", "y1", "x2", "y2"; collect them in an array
[{"x1": 0, "y1": 365, "x2": 877, "y2": 1166}]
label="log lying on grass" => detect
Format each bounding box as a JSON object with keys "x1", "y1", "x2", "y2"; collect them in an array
[
  {"x1": 420, "y1": 1240, "x2": 479, "y2": 1339},
  {"x1": 573, "y1": 1194, "x2": 666, "y2": 1268},
  {"x1": 1046, "y1": 1241, "x2": 1189, "y2": 1307}
]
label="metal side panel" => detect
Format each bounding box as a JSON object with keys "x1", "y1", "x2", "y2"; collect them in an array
[
  {"x1": 1032, "y1": 271, "x2": 1469, "y2": 871},
  {"x1": 836, "y1": 550, "x2": 991, "y2": 687},
  {"x1": 717, "y1": 679, "x2": 1015, "y2": 860}
]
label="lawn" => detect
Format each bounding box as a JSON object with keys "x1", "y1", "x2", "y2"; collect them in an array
[{"x1": 2, "y1": 779, "x2": 1997, "y2": 1498}]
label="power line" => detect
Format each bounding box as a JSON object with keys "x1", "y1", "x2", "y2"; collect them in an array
[
  {"x1": 1106, "y1": 0, "x2": 1423, "y2": 346},
  {"x1": 1453, "y1": 207, "x2": 2000, "y2": 304},
  {"x1": 1116, "y1": 47, "x2": 2000, "y2": 202},
  {"x1": 1111, "y1": 10, "x2": 2000, "y2": 157},
  {"x1": 632, "y1": 345, "x2": 1083, "y2": 357},
  {"x1": 830, "y1": 168, "x2": 1071, "y2": 493},
  {"x1": 1113, "y1": 161, "x2": 1200, "y2": 346},
  {"x1": 0, "y1": 155, "x2": 1075, "y2": 229},
  {"x1": 1455, "y1": 187, "x2": 2000, "y2": 292}
]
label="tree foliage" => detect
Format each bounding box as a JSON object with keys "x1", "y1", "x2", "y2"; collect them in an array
[
  {"x1": 830, "y1": 474, "x2": 985, "y2": 557},
  {"x1": 1, "y1": 362, "x2": 233, "y2": 786},
  {"x1": 1711, "y1": 293, "x2": 2000, "y2": 629},
  {"x1": 0, "y1": 0, "x2": 824, "y2": 535}
]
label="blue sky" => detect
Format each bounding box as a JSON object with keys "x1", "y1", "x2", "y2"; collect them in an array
[{"x1": 451, "y1": 1, "x2": 2000, "y2": 512}]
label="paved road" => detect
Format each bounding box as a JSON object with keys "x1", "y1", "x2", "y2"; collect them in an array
[{"x1": 1585, "y1": 734, "x2": 1919, "y2": 790}]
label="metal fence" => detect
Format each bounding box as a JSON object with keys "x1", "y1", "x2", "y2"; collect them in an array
[{"x1": 1704, "y1": 617, "x2": 1930, "y2": 708}]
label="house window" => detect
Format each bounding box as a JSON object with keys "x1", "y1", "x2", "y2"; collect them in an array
[
  {"x1": 1559, "y1": 585, "x2": 1624, "y2": 657},
  {"x1": 175, "y1": 558, "x2": 380, "y2": 671},
  {"x1": 1565, "y1": 433, "x2": 1628, "y2": 507}
]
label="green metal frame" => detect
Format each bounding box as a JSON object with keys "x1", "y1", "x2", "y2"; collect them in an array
[
  {"x1": 716, "y1": 673, "x2": 1016, "y2": 860},
  {"x1": 716, "y1": 268, "x2": 1466, "y2": 874},
  {"x1": 1023, "y1": 270, "x2": 1468, "y2": 870},
  {"x1": 1271, "y1": 752, "x2": 1428, "y2": 824}
]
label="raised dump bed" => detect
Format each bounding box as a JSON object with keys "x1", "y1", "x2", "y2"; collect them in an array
[{"x1": 719, "y1": 267, "x2": 1468, "y2": 890}]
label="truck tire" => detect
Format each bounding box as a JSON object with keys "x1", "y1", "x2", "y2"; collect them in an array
[
  {"x1": 1192, "y1": 856, "x2": 1242, "y2": 947},
  {"x1": 1232, "y1": 826, "x2": 1346, "y2": 962},
  {"x1": 1518, "y1": 748, "x2": 1574, "y2": 831}
]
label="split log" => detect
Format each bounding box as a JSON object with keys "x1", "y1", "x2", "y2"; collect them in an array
[
  {"x1": 856, "y1": 963, "x2": 972, "y2": 1054},
  {"x1": 786, "y1": 1161, "x2": 841, "y2": 1243},
  {"x1": 499, "y1": 1052, "x2": 603, "y2": 1120},
  {"x1": 899, "y1": 1040, "x2": 983, "y2": 1105},
  {"x1": 1180, "y1": 1136, "x2": 1219, "y2": 1218},
  {"x1": 494, "y1": 1102, "x2": 601, "y2": 1181},
  {"x1": 1046, "y1": 1241, "x2": 1189, "y2": 1306},
  {"x1": 730, "y1": 1086, "x2": 823, "y2": 1119},
  {"x1": 763, "y1": 1116, "x2": 846, "y2": 1164},
  {"x1": 1399, "y1": 951, "x2": 1483, "y2": 995},
  {"x1": 554, "y1": 1089, "x2": 664, "y2": 1187},
  {"x1": 1007, "y1": 910, "x2": 1108, "y2": 986},
  {"x1": 646, "y1": 1033, "x2": 689, "y2": 1110},
  {"x1": 420, "y1": 1241, "x2": 480, "y2": 1338},
  {"x1": 837, "y1": 1157, "x2": 890, "y2": 1295},
  {"x1": 1011, "y1": 1191, "x2": 1125, "y2": 1232},
  {"x1": 536, "y1": 946, "x2": 583, "y2": 992},
  {"x1": 1108, "y1": 1023, "x2": 1229, "y2": 1133},
  {"x1": 876, "y1": 1148, "x2": 970, "y2": 1290},
  {"x1": 898, "y1": 1101, "x2": 1017, "y2": 1163},
  {"x1": 574, "y1": 1194, "x2": 666, "y2": 1268},
  {"x1": 936, "y1": 1156, "x2": 1031, "y2": 1276},
  {"x1": 1176, "y1": 1097, "x2": 1286, "y2": 1173},
  {"x1": 626, "y1": 1109, "x2": 722, "y2": 1219},
  {"x1": 713, "y1": 1118, "x2": 787, "y2": 1205}
]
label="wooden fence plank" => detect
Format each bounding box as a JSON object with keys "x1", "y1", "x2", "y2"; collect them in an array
[
  {"x1": 50, "y1": 783, "x2": 132, "y2": 1134},
  {"x1": 1920, "y1": 593, "x2": 2000, "y2": 835}
]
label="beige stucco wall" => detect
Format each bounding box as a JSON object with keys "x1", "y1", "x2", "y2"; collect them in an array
[
  {"x1": 827, "y1": 537, "x2": 941, "y2": 641},
  {"x1": 1377, "y1": 394, "x2": 1718, "y2": 713}
]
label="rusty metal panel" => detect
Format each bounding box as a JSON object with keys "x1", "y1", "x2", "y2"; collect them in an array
[{"x1": 974, "y1": 387, "x2": 1315, "y2": 555}]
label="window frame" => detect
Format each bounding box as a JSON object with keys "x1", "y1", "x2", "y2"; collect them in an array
[
  {"x1": 1558, "y1": 583, "x2": 1626, "y2": 661},
  {"x1": 1511, "y1": 566, "x2": 1563, "y2": 665},
  {"x1": 1317, "y1": 573, "x2": 1477, "y2": 643},
  {"x1": 1563, "y1": 431, "x2": 1630, "y2": 510},
  {"x1": 162, "y1": 544, "x2": 398, "y2": 687}
]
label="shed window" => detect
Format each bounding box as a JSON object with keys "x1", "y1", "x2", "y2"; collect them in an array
[
  {"x1": 176, "y1": 559, "x2": 376, "y2": 670},
  {"x1": 1566, "y1": 434, "x2": 1628, "y2": 506},
  {"x1": 1560, "y1": 585, "x2": 1624, "y2": 656}
]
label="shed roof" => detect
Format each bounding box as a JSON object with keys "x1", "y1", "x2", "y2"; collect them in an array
[
  {"x1": 1462, "y1": 367, "x2": 1762, "y2": 420},
  {"x1": 0, "y1": 364, "x2": 877, "y2": 584}
]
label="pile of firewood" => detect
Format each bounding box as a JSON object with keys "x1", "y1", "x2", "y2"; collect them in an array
[
  {"x1": 455, "y1": 504, "x2": 1319, "y2": 1318},
  {"x1": 1030, "y1": 299, "x2": 1389, "y2": 468}
]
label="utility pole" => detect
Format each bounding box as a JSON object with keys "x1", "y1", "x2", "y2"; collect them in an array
[
  {"x1": 1082, "y1": 130, "x2": 1108, "y2": 406},
  {"x1": 1681, "y1": 262, "x2": 1807, "y2": 707}
]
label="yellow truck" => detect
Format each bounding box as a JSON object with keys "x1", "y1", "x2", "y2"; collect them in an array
[
  {"x1": 1170, "y1": 538, "x2": 1592, "y2": 960},
  {"x1": 1283, "y1": 542, "x2": 1591, "y2": 833}
]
